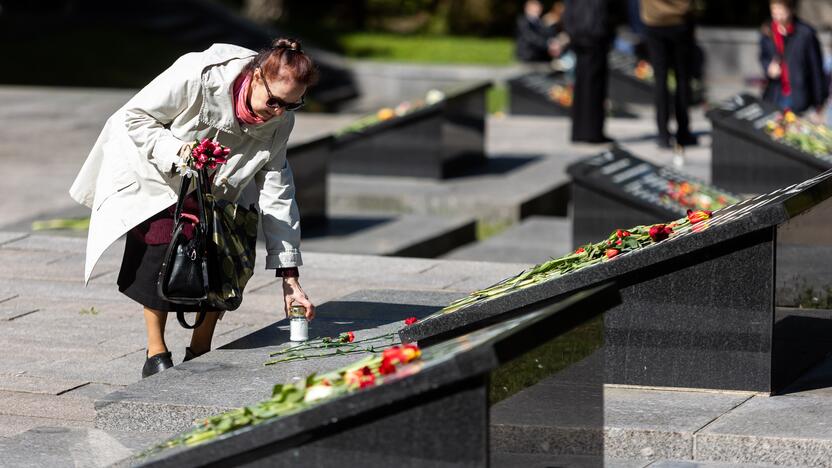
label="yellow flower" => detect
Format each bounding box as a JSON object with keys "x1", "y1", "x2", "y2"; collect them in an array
[
  {"x1": 784, "y1": 111, "x2": 797, "y2": 124},
  {"x1": 376, "y1": 108, "x2": 395, "y2": 120}
]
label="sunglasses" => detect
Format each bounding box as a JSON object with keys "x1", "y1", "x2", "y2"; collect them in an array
[{"x1": 258, "y1": 68, "x2": 305, "y2": 111}]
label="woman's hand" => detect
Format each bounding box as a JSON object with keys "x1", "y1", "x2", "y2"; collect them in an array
[
  {"x1": 282, "y1": 277, "x2": 315, "y2": 320},
  {"x1": 767, "y1": 60, "x2": 782, "y2": 79}
]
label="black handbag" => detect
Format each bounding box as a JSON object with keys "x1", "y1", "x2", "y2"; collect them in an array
[{"x1": 157, "y1": 168, "x2": 258, "y2": 329}]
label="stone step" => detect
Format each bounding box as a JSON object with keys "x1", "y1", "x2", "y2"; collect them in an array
[
  {"x1": 94, "y1": 289, "x2": 463, "y2": 434},
  {"x1": 490, "y1": 361, "x2": 832, "y2": 467},
  {"x1": 302, "y1": 213, "x2": 476, "y2": 258},
  {"x1": 441, "y1": 215, "x2": 572, "y2": 264},
  {"x1": 0, "y1": 426, "x2": 170, "y2": 468}
]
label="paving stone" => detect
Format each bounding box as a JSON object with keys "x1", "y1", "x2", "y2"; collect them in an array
[
  {"x1": 0, "y1": 232, "x2": 29, "y2": 247},
  {"x1": 0, "y1": 391, "x2": 95, "y2": 422},
  {"x1": 695, "y1": 395, "x2": 832, "y2": 467},
  {"x1": 1, "y1": 235, "x2": 87, "y2": 254},
  {"x1": 490, "y1": 452, "x2": 649, "y2": 468},
  {"x1": 0, "y1": 415, "x2": 92, "y2": 439},
  {"x1": 491, "y1": 383, "x2": 752, "y2": 462},
  {"x1": 649, "y1": 460, "x2": 786, "y2": 468},
  {"x1": 61, "y1": 383, "x2": 126, "y2": 400},
  {"x1": 0, "y1": 426, "x2": 170, "y2": 468},
  {"x1": 0, "y1": 374, "x2": 88, "y2": 395}
]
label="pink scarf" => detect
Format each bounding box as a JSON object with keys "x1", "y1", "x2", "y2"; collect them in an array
[{"x1": 233, "y1": 72, "x2": 265, "y2": 125}]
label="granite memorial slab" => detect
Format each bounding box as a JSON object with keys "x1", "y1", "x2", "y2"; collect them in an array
[
  {"x1": 329, "y1": 81, "x2": 490, "y2": 179},
  {"x1": 507, "y1": 71, "x2": 635, "y2": 118},
  {"x1": 286, "y1": 135, "x2": 332, "y2": 228},
  {"x1": 707, "y1": 94, "x2": 832, "y2": 194},
  {"x1": 567, "y1": 148, "x2": 739, "y2": 247},
  {"x1": 133, "y1": 284, "x2": 618, "y2": 468},
  {"x1": 507, "y1": 72, "x2": 572, "y2": 117},
  {"x1": 607, "y1": 50, "x2": 705, "y2": 107},
  {"x1": 402, "y1": 170, "x2": 832, "y2": 393}
]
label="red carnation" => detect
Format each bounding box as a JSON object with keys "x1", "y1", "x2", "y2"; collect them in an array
[
  {"x1": 605, "y1": 249, "x2": 620, "y2": 259},
  {"x1": 616, "y1": 229, "x2": 631, "y2": 238},
  {"x1": 378, "y1": 357, "x2": 396, "y2": 375},
  {"x1": 575, "y1": 247, "x2": 585, "y2": 254},
  {"x1": 648, "y1": 224, "x2": 673, "y2": 242},
  {"x1": 404, "y1": 317, "x2": 418, "y2": 326}
]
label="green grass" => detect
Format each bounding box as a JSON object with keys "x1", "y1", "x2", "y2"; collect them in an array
[
  {"x1": 337, "y1": 33, "x2": 515, "y2": 65},
  {"x1": 487, "y1": 83, "x2": 509, "y2": 114}
]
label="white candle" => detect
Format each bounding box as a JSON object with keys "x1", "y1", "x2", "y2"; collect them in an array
[{"x1": 290, "y1": 318, "x2": 308, "y2": 341}]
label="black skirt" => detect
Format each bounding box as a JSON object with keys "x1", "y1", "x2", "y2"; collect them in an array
[{"x1": 118, "y1": 233, "x2": 207, "y2": 313}]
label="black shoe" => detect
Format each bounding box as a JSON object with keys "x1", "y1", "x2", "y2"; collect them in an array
[
  {"x1": 142, "y1": 351, "x2": 173, "y2": 378},
  {"x1": 572, "y1": 135, "x2": 614, "y2": 144},
  {"x1": 675, "y1": 132, "x2": 699, "y2": 147},
  {"x1": 183, "y1": 347, "x2": 207, "y2": 363}
]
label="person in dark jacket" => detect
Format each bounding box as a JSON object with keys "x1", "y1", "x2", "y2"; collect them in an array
[
  {"x1": 641, "y1": 0, "x2": 697, "y2": 148},
  {"x1": 564, "y1": 0, "x2": 616, "y2": 143},
  {"x1": 760, "y1": 0, "x2": 829, "y2": 118},
  {"x1": 516, "y1": 0, "x2": 552, "y2": 62}
]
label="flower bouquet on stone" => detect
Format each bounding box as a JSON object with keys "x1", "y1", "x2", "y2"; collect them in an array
[
  {"x1": 155, "y1": 342, "x2": 423, "y2": 450},
  {"x1": 440, "y1": 209, "x2": 715, "y2": 314},
  {"x1": 264, "y1": 317, "x2": 421, "y2": 365},
  {"x1": 175, "y1": 137, "x2": 232, "y2": 177},
  {"x1": 764, "y1": 110, "x2": 832, "y2": 157},
  {"x1": 336, "y1": 89, "x2": 445, "y2": 136},
  {"x1": 663, "y1": 180, "x2": 736, "y2": 211}
]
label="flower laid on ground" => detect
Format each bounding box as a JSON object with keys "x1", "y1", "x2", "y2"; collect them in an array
[
  {"x1": 439, "y1": 208, "x2": 728, "y2": 314},
  {"x1": 156, "y1": 341, "x2": 424, "y2": 450},
  {"x1": 336, "y1": 89, "x2": 447, "y2": 136},
  {"x1": 265, "y1": 316, "x2": 418, "y2": 365},
  {"x1": 662, "y1": 181, "x2": 736, "y2": 211},
  {"x1": 547, "y1": 83, "x2": 573, "y2": 107},
  {"x1": 764, "y1": 110, "x2": 832, "y2": 157}
]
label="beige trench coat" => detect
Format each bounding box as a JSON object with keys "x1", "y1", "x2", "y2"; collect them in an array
[{"x1": 69, "y1": 44, "x2": 302, "y2": 284}]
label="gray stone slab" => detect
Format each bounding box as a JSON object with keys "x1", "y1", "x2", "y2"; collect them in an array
[
  {"x1": 491, "y1": 383, "x2": 752, "y2": 462},
  {"x1": 0, "y1": 391, "x2": 95, "y2": 422},
  {"x1": 695, "y1": 395, "x2": 832, "y2": 467},
  {"x1": 303, "y1": 213, "x2": 476, "y2": 258},
  {"x1": 0, "y1": 232, "x2": 29, "y2": 247},
  {"x1": 1, "y1": 235, "x2": 87, "y2": 254},
  {"x1": 0, "y1": 374, "x2": 87, "y2": 395},
  {"x1": 649, "y1": 461, "x2": 786, "y2": 468},
  {"x1": 0, "y1": 415, "x2": 92, "y2": 439},
  {"x1": 490, "y1": 452, "x2": 649, "y2": 468},
  {"x1": 94, "y1": 289, "x2": 459, "y2": 433},
  {"x1": 0, "y1": 426, "x2": 170, "y2": 468},
  {"x1": 443, "y1": 216, "x2": 572, "y2": 264}
]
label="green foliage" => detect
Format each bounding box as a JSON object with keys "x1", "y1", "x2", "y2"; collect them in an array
[
  {"x1": 487, "y1": 84, "x2": 509, "y2": 114},
  {"x1": 337, "y1": 33, "x2": 514, "y2": 64}
]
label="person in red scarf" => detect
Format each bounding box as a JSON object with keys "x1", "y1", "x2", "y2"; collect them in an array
[{"x1": 760, "y1": 0, "x2": 829, "y2": 120}]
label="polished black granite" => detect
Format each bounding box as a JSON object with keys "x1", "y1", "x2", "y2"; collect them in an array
[
  {"x1": 507, "y1": 72, "x2": 571, "y2": 117},
  {"x1": 287, "y1": 135, "x2": 331, "y2": 228},
  {"x1": 707, "y1": 94, "x2": 832, "y2": 194},
  {"x1": 136, "y1": 285, "x2": 619, "y2": 468},
  {"x1": 330, "y1": 82, "x2": 490, "y2": 179},
  {"x1": 402, "y1": 170, "x2": 832, "y2": 393},
  {"x1": 567, "y1": 148, "x2": 738, "y2": 247}
]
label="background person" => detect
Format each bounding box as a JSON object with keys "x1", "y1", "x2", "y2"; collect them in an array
[
  {"x1": 760, "y1": 0, "x2": 828, "y2": 120},
  {"x1": 641, "y1": 0, "x2": 698, "y2": 148},
  {"x1": 564, "y1": 0, "x2": 617, "y2": 143},
  {"x1": 70, "y1": 38, "x2": 317, "y2": 378},
  {"x1": 516, "y1": 0, "x2": 553, "y2": 63}
]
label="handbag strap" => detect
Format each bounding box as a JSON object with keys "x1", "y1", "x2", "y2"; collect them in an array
[
  {"x1": 173, "y1": 169, "x2": 209, "y2": 227},
  {"x1": 176, "y1": 309, "x2": 206, "y2": 329}
]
